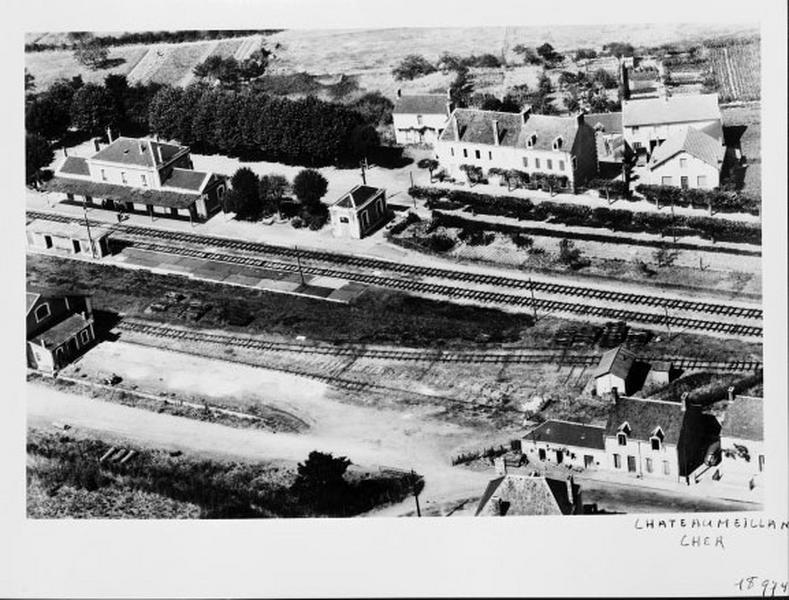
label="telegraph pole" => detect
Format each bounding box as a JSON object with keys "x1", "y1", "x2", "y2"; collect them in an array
[
  {"x1": 664, "y1": 306, "x2": 671, "y2": 337},
  {"x1": 82, "y1": 197, "x2": 97, "y2": 259},
  {"x1": 360, "y1": 160, "x2": 367, "y2": 185}
]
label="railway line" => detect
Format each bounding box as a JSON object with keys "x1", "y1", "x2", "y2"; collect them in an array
[
  {"x1": 28, "y1": 210, "x2": 763, "y2": 322},
  {"x1": 122, "y1": 240, "x2": 764, "y2": 339},
  {"x1": 117, "y1": 319, "x2": 763, "y2": 373}
]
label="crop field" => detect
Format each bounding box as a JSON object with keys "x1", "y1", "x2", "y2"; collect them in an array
[{"x1": 708, "y1": 41, "x2": 760, "y2": 102}]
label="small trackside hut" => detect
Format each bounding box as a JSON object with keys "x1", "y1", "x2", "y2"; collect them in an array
[
  {"x1": 26, "y1": 219, "x2": 112, "y2": 258},
  {"x1": 329, "y1": 185, "x2": 388, "y2": 239}
]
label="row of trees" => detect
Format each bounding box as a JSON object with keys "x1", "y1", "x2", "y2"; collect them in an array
[
  {"x1": 634, "y1": 184, "x2": 760, "y2": 216},
  {"x1": 192, "y1": 48, "x2": 271, "y2": 90}
]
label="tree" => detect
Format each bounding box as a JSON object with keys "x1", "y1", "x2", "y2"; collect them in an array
[
  {"x1": 536, "y1": 43, "x2": 562, "y2": 65},
  {"x1": 293, "y1": 169, "x2": 328, "y2": 209},
  {"x1": 437, "y1": 52, "x2": 465, "y2": 73},
  {"x1": 229, "y1": 167, "x2": 261, "y2": 219},
  {"x1": 25, "y1": 79, "x2": 79, "y2": 140},
  {"x1": 470, "y1": 93, "x2": 503, "y2": 111},
  {"x1": 70, "y1": 83, "x2": 116, "y2": 135},
  {"x1": 603, "y1": 42, "x2": 636, "y2": 58},
  {"x1": 350, "y1": 92, "x2": 394, "y2": 126},
  {"x1": 449, "y1": 66, "x2": 474, "y2": 108},
  {"x1": 348, "y1": 124, "x2": 379, "y2": 161},
  {"x1": 258, "y1": 174, "x2": 290, "y2": 216},
  {"x1": 592, "y1": 68, "x2": 618, "y2": 90},
  {"x1": 653, "y1": 244, "x2": 679, "y2": 268},
  {"x1": 512, "y1": 45, "x2": 541, "y2": 65},
  {"x1": 575, "y1": 48, "x2": 598, "y2": 60},
  {"x1": 501, "y1": 84, "x2": 531, "y2": 112},
  {"x1": 537, "y1": 72, "x2": 554, "y2": 96},
  {"x1": 417, "y1": 158, "x2": 439, "y2": 182},
  {"x1": 291, "y1": 451, "x2": 351, "y2": 513},
  {"x1": 392, "y1": 55, "x2": 436, "y2": 81},
  {"x1": 558, "y1": 238, "x2": 588, "y2": 269},
  {"x1": 25, "y1": 69, "x2": 35, "y2": 95},
  {"x1": 563, "y1": 92, "x2": 580, "y2": 113},
  {"x1": 73, "y1": 37, "x2": 109, "y2": 70},
  {"x1": 26, "y1": 133, "x2": 53, "y2": 186}
]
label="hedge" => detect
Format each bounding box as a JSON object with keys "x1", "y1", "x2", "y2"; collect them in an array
[{"x1": 635, "y1": 184, "x2": 760, "y2": 216}]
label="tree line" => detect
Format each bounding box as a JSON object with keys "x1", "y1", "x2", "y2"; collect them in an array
[{"x1": 26, "y1": 30, "x2": 281, "y2": 52}]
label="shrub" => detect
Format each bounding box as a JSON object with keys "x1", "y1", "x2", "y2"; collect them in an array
[
  {"x1": 428, "y1": 233, "x2": 456, "y2": 252},
  {"x1": 291, "y1": 216, "x2": 305, "y2": 229},
  {"x1": 392, "y1": 55, "x2": 437, "y2": 81},
  {"x1": 293, "y1": 169, "x2": 328, "y2": 209},
  {"x1": 389, "y1": 211, "x2": 421, "y2": 235},
  {"x1": 511, "y1": 233, "x2": 534, "y2": 249}
]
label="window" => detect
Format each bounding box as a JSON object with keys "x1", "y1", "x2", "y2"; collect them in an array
[
  {"x1": 697, "y1": 175, "x2": 707, "y2": 187},
  {"x1": 417, "y1": 115, "x2": 423, "y2": 126},
  {"x1": 450, "y1": 147, "x2": 455, "y2": 157},
  {"x1": 633, "y1": 141, "x2": 643, "y2": 150},
  {"x1": 651, "y1": 437, "x2": 661, "y2": 451},
  {"x1": 522, "y1": 157, "x2": 528, "y2": 168},
  {"x1": 663, "y1": 461, "x2": 670, "y2": 475},
  {"x1": 558, "y1": 160, "x2": 565, "y2": 171},
  {"x1": 100, "y1": 169, "x2": 107, "y2": 181},
  {"x1": 661, "y1": 176, "x2": 673, "y2": 186},
  {"x1": 632, "y1": 126, "x2": 640, "y2": 131},
  {"x1": 488, "y1": 151, "x2": 492, "y2": 160},
  {"x1": 627, "y1": 456, "x2": 637, "y2": 472},
  {"x1": 79, "y1": 329, "x2": 91, "y2": 345},
  {"x1": 650, "y1": 428, "x2": 664, "y2": 451},
  {"x1": 679, "y1": 158, "x2": 687, "y2": 168},
  {"x1": 613, "y1": 454, "x2": 621, "y2": 469},
  {"x1": 121, "y1": 171, "x2": 127, "y2": 184},
  {"x1": 535, "y1": 158, "x2": 540, "y2": 169},
  {"x1": 546, "y1": 159, "x2": 553, "y2": 170},
  {"x1": 645, "y1": 458, "x2": 653, "y2": 473},
  {"x1": 553, "y1": 137, "x2": 563, "y2": 150},
  {"x1": 44, "y1": 235, "x2": 53, "y2": 249},
  {"x1": 680, "y1": 176, "x2": 689, "y2": 189},
  {"x1": 339, "y1": 216, "x2": 349, "y2": 224},
  {"x1": 141, "y1": 174, "x2": 148, "y2": 187},
  {"x1": 617, "y1": 433, "x2": 627, "y2": 446},
  {"x1": 475, "y1": 150, "x2": 480, "y2": 159},
  {"x1": 463, "y1": 149, "x2": 468, "y2": 158},
  {"x1": 34, "y1": 303, "x2": 51, "y2": 323},
  {"x1": 758, "y1": 455, "x2": 764, "y2": 472}
]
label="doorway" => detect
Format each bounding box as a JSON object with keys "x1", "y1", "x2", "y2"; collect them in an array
[
  {"x1": 538, "y1": 448, "x2": 546, "y2": 461},
  {"x1": 555, "y1": 450, "x2": 563, "y2": 464},
  {"x1": 72, "y1": 239, "x2": 81, "y2": 253},
  {"x1": 44, "y1": 235, "x2": 53, "y2": 249},
  {"x1": 680, "y1": 176, "x2": 689, "y2": 189},
  {"x1": 584, "y1": 455, "x2": 594, "y2": 468},
  {"x1": 627, "y1": 455, "x2": 637, "y2": 472}
]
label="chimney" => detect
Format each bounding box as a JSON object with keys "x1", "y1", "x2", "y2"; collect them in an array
[
  {"x1": 62, "y1": 147, "x2": 68, "y2": 157},
  {"x1": 139, "y1": 141, "x2": 145, "y2": 155},
  {"x1": 575, "y1": 108, "x2": 586, "y2": 125},
  {"x1": 492, "y1": 119, "x2": 500, "y2": 146},
  {"x1": 727, "y1": 386, "x2": 735, "y2": 402},
  {"x1": 92, "y1": 138, "x2": 101, "y2": 152},
  {"x1": 154, "y1": 142, "x2": 163, "y2": 165},
  {"x1": 106, "y1": 126, "x2": 113, "y2": 144},
  {"x1": 445, "y1": 100, "x2": 455, "y2": 118},
  {"x1": 611, "y1": 386, "x2": 619, "y2": 404},
  {"x1": 494, "y1": 455, "x2": 507, "y2": 475},
  {"x1": 396, "y1": 88, "x2": 402, "y2": 98}
]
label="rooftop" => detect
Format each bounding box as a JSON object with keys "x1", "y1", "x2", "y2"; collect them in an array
[
  {"x1": 604, "y1": 397, "x2": 686, "y2": 445},
  {"x1": 43, "y1": 176, "x2": 201, "y2": 210},
  {"x1": 587, "y1": 112, "x2": 623, "y2": 134},
  {"x1": 475, "y1": 474, "x2": 578, "y2": 516},
  {"x1": 91, "y1": 137, "x2": 187, "y2": 168},
  {"x1": 523, "y1": 420, "x2": 605, "y2": 450},
  {"x1": 333, "y1": 185, "x2": 385, "y2": 210},
  {"x1": 592, "y1": 346, "x2": 636, "y2": 379},
  {"x1": 30, "y1": 313, "x2": 92, "y2": 348},
  {"x1": 27, "y1": 218, "x2": 112, "y2": 240},
  {"x1": 720, "y1": 396, "x2": 763, "y2": 442},
  {"x1": 649, "y1": 126, "x2": 725, "y2": 169},
  {"x1": 162, "y1": 168, "x2": 210, "y2": 192},
  {"x1": 622, "y1": 93, "x2": 721, "y2": 127},
  {"x1": 393, "y1": 93, "x2": 450, "y2": 115},
  {"x1": 59, "y1": 156, "x2": 91, "y2": 177}
]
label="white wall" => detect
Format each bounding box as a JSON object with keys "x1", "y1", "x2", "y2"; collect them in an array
[
  {"x1": 522, "y1": 439, "x2": 606, "y2": 470},
  {"x1": 393, "y1": 113, "x2": 448, "y2": 145},
  {"x1": 719, "y1": 436, "x2": 765, "y2": 483},
  {"x1": 88, "y1": 161, "x2": 159, "y2": 190},
  {"x1": 605, "y1": 437, "x2": 679, "y2": 480},
  {"x1": 648, "y1": 151, "x2": 720, "y2": 189},
  {"x1": 623, "y1": 119, "x2": 721, "y2": 150},
  {"x1": 595, "y1": 373, "x2": 627, "y2": 396}
]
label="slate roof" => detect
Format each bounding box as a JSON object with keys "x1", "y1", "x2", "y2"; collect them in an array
[
  {"x1": 43, "y1": 177, "x2": 201, "y2": 210},
  {"x1": 604, "y1": 397, "x2": 686, "y2": 445},
  {"x1": 475, "y1": 474, "x2": 578, "y2": 516},
  {"x1": 523, "y1": 420, "x2": 605, "y2": 450},
  {"x1": 622, "y1": 93, "x2": 721, "y2": 127},
  {"x1": 587, "y1": 112, "x2": 623, "y2": 133},
  {"x1": 30, "y1": 313, "x2": 91, "y2": 348},
  {"x1": 720, "y1": 396, "x2": 763, "y2": 442},
  {"x1": 592, "y1": 346, "x2": 636, "y2": 379},
  {"x1": 162, "y1": 168, "x2": 209, "y2": 192},
  {"x1": 59, "y1": 156, "x2": 91, "y2": 177},
  {"x1": 439, "y1": 108, "x2": 580, "y2": 152},
  {"x1": 91, "y1": 137, "x2": 187, "y2": 168},
  {"x1": 393, "y1": 94, "x2": 449, "y2": 115},
  {"x1": 333, "y1": 185, "x2": 385, "y2": 210},
  {"x1": 649, "y1": 127, "x2": 725, "y2": 169}
]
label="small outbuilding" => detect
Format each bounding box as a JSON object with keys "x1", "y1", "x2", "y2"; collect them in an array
[
  {"x1": 27, "y1": 290, "x2": 96, "y2": 372},
  {"x1": 26, "y1": 219, "x2": 112, "y2": 258},
  {"x1": 329, "y1": 185, "x2": 388, "y2": 239},
  {"x1": 592, "y1": 345, "x2": 637, "y2": 396}
]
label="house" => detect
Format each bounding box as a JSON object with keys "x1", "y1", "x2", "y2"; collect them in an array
[
  {"x1": 592, "y1": 345, "x2": 637, "y2": 396},
  {"x1": 718, "y1": 391, "x2": 764, "y2": 486},
  {"x1": 521, "y1": 419, "x2": 606, "y2": 469},
  {"x1": 26, "y1": 218, "x2": 112, "y2": 258},
  {"x1": 621, "y1": 93, "x2": 723, "y2": 158},
  {"x1": 645, "y1": 126, "x2": 725, "y2": 189},
  {"x1": 434, "y1": 106, "x2": 598, "y2": 191},
  {"x1": 475, "y1": 473, "x2": 582, "y2": 516},
  {"x1": 587, "y1": 112, "x2": 625, "y2": 167},
  {"x1": 27, "y1": 290, "x2": 96, "y2": 372},
  {"x1": 604, "y1": 395, "x2": 718, "y2": 482},
  {"x1": 44, "y1": 136, "x2": 227, "y2": 222},
  {"x1": 328, "y1": 185, "x2": 388, "y2": 239},
  {"x1": 392, "y1": 90, "x2": 452, "y2": 145}
]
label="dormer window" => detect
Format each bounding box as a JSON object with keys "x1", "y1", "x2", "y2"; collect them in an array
[
  {"x1": 526, "y1": 133, "x2": 537, "y2": 148},
  {"x1": 141, "y1": 174, "x2": 148, "y2": 187},
  {"x1": 552, "y1": 136, "x2": 563, "y2": 151},
  {"x1": 121, "y1": 171, "x2": 127, "y2": 184},
  {"x1": 617, "y1": 423, "x2": 631, "y2": 446},
  {"x1": 650, "y1": 428, "x2": 665, "y2": 451}
]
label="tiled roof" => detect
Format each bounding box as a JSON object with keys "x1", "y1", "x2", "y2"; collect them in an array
[
  {"x1": 59, "y1": 156, "x2": 91, "y2": 177},
  {"x1": 393, "y1": 94, "x2": 449, "y2": 115},
  {"x1": 587, "y1": 112, "x2": 623, "y2": 133},
  {"x1": 523, "y1": 420, "x2": 605, "y2": 450},
  {"x1": 720, "y1": 396, "x2": 763, "y2": 441},
  {"x1": 30, "y1": 313, "x2": 91, "y2": 348},
  {"x1": 162, "y1": 168, "x2": 208, "y2": 192},
  {"x1": 43, "y1": 176, "x2": 200, "y2": 210},
  {"x1": 91, "y1": 137, "x2": 187, "y2": 168},
  {"x1": 622, "y1": 93, "x2": 721, "y2": 127},
  {"x1": 604, "y1": 397, "x2": 686, "y2": 445},
  {"x1": 439, "y1": 108, "x2": 580, "y2": 152},
  {"x1": 475, "y1": 475, "x2": 578, "y2": 516},
  {"x1": 333, "y1": 185, "x2": 385, "y2": 210},
  {"x1": 592, "y1": 346, "x2": 636, "y2": 379},
  {"x1": 649, "y1": 127, "x2": 725, "y2": 169}
]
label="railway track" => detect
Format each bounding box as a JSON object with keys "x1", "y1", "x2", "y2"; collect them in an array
[
  {"x1": 117, "y1": 319, "x2": 763, "y2": 372},
  {"x1": 28, "y1": 210, "x2": 763, "y2": 322},
  {"x1": 122, "y1": 240, "x2": 764, "y2": 339}
]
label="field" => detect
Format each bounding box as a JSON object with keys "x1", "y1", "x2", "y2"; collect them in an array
[{"x1": 707, "y1": 41, "x2": 760, "y2": 102}]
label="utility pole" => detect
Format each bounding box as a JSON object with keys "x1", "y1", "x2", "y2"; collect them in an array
[
  {"x1": 82, "y1": 197, "x2": 97, "y2": 259},
  {"x1": 295, "y1": 246, "x2": 305, "y2": 285},
  {"x1": 528, "y1": 277, "x2": 538, "y2": 322},
  {"x1": 410, "y1": 469, "x2": 422, "y2": 517},
  {"x1": 360, "y1": 160, "x2": 367, "y2": 185},
  {"x1": 409, "y1": 170, "x2": 414, "y2": 188}
]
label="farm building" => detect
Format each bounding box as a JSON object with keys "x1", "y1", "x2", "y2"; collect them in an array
[
  {"x1": 26, "y1": 219, "x2": 112, "y2": 258},
  {"x1": 27, "y1": 289, "x2": 96, "y2": 372},
  {"x1": 645, "y1": 126, "x2": 725, "y2": 189},
  {"x1": 392, "y1": 90, "x2": 452, "y2": 145},
  {"x1": 521, "y1": 420, "x2": 606, "y2": 470},
  {"x1": 718, "y1": 391, "x2": 764, "y2": 488},
  {"x1": 592, "y1": 345, "x2": 637, "y2": 396},
  {"x1": 44, "y1": 136, "x2": 227, "y2": 223},
  {"x1": 603, "y1": 395, "x2": 719, "y2": 483},
  {"x1": 434, "y1": 106, "x2": 598, "y2": 191},
  {"x1": 586, "y1": 112, "x2": 625, "y2": 166},
  {"x1": 475, "y1": 473, "x2": 582, "y2": 516},
  {"x1": 329, "y1": 185, "x2": 388, "y2": 239}
]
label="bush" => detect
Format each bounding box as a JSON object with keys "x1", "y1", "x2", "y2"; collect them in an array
[
  {"x1": 428, "y1": 233, "x2": 457, "y2": 252},
  {"x1": 511, "y1": 233, "x2": 534, "y2": 249},
  {"x1": 291, "y1": 216, "x2": 305, "y2": 229},
  {"x1": 392, "y1": 55, "x2": 437, "y2": 81},
  {"x1": 293, "y1": 169, "x2": 328, "y2": 209},
  {"x1": 389, "y1": 211, "x2": 421, "y2": 235},
  {"x1": 459, "y1": 227, "x2": 495, "y2": 246}
]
